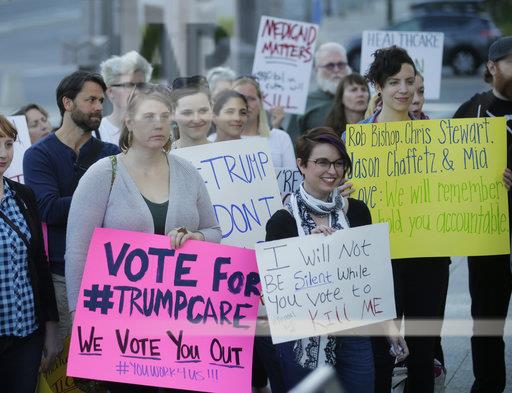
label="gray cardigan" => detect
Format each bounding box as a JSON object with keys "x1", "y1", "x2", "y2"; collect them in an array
[{"x1": 65, "y1": 153, "x2": 221, "y2": 311}]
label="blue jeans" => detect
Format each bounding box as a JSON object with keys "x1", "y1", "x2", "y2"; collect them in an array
[
  {"x1": 275, "y1": 335, "x2": 374, "y2": 393},
  {"x1": 336, "y1": 336, "x2": 374, "y2": 393}
]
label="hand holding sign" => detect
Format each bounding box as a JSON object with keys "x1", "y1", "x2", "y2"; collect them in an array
[
  {"x1": 256, "y1": 223, "x2": 395, "y2": 344},
  {"x1": 68, "y1": 228, "x2": 260, "y2": 392},
  {"x1": 346, "y1": 117, "x2": 510, "y2": 258}
]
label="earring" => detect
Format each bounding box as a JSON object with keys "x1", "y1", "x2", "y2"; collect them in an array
[
  {"x1": 128, "y1": 131, "x2": 133, "y2": 147},
  {"x1": 377, "y1": 92, "x2": 381, "y2": 97}
]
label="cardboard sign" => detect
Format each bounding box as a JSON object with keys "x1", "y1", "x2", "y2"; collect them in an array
[
  {"x1": 252, "y1": 15, "x2": 319, "y2": 115},
  {"x1": 360, "y1": 30, "x2": 444, "y2": 99},
  {"x1": 5, "y1": 115, "x2": 31, "y2": 183},
  {"x1": 68, "y1": 228, "x2": 260, "y2": 392},
  {"x1": 38, "y1": 337, "x2": 84, "y2": 393},
  {"x1": 346, "y1": 117, "x2": 510, "y2": 258},
  {"x1": 275, "y1": 167, "x2": 302, "y2": 196},
  {"x1": 172, "y1": 139, "x2": 282, "y2": 248},
  {"x1": 255, "y1": 223, "x2": 395, "y2": 344}
]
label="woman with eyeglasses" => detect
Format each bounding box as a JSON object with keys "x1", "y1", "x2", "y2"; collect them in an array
[
  {"x1": 170, "y1": 76, "x2": 213, "y2": 149},
  {"x1": 263, "y1": 127, "x2": 408, "y2": 393},
  {"x1": 65, "y1": 84, "x2": 221, "y2": 393},
  {"x1": 211, "y1": 90, "x2": 248, "y2": 142},
  {"x1": 361, "y1": 46, "x2": 450, "y2": 393},
  {"x1": 0, "y1": 114, "x2": 59, "y2": 393},
  {"x1": 232, "y1": 77, "x2": 296, "y2": 168}
]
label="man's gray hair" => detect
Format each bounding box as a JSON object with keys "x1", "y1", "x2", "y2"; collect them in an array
[
  {"x1": 314, "y1": 42, "x2": 348, "y2": 66},
  {"x1": 100, "y1": 50, "x2": 153, "y2": 86},
  {"x1": 206, "y1": 66, "x2": 237, "y2": 91}
]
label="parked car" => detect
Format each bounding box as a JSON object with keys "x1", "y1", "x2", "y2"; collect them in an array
[
  {"x1": 410, "y1": 0, "x2": 487, "y2": 15},
  {"x1": 346, "y1": 12, "x2": 501, "y2": 75}
]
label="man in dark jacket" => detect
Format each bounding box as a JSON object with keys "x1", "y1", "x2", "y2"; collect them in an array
[
  {"x1": 453, "y1": 36, "x2": 512, "y2": 393},
  {"x1": 286, "y1": 42, "x2": 352, "y2": 141},
  {"x1": 23, "y1": 71, "x2": 120, "y2": 346}
]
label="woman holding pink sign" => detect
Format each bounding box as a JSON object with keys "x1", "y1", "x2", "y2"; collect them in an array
[{"x1": 65, "y1": 84, "x2": 221, "y2": 393}]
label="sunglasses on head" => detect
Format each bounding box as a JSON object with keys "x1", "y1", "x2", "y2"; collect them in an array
[
  {"x1": 126, "y1": 83, "x2": 172, "y2": 105},
  {"x1": 170, "y1": 75, "x2": 209, "y2": 90},
  {"x1": 110, "y1": 82, "x2": 146, "y2": 89}
]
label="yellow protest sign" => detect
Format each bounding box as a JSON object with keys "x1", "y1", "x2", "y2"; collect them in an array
[
  {"x1": 346, "y1": 117, "x2": 510, "y2": 258},
  {"x1": 37, "y1": 337, "x2": 85, "y2": 393}
]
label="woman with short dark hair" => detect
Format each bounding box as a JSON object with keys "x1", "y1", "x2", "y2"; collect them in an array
[
  {"x1": 362, "y1": 46, "x2": 450, "y2": 393},
  {"x1": 264, "y1": 127, "x2": 408, "y2": 393}
]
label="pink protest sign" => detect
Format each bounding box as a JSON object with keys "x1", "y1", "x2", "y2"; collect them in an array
[{"x1": 67, "y1": 228, "x2": 260, "y2": 392}]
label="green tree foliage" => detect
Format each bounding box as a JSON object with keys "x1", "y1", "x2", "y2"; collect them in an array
[{"x1": 486, "y1": 0, "x2": 512, "y2": 35}]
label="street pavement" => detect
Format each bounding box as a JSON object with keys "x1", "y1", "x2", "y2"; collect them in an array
[{"x1": 441, "y1": 257, "x2": 511, "y2": 393}]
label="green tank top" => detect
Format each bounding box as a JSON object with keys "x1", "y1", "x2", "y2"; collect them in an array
[{"x1": 142, "y1": 195, "x2": 169, "y2": 235}]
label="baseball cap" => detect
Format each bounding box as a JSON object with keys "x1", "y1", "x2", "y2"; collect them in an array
[{"x1": 489, "y1": 36, "x2": 512, "y2": 62}]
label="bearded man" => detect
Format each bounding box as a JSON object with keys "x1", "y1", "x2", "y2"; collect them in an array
[
  {"x1": 286, "y1": 42, "x2": 352, "y2": 141},
  {"x1": 453, "y1": 36, "x2": 512, "y2": 393},
  {"x1": 23, "y1": 71, "x2": 120, "y2": 346}
]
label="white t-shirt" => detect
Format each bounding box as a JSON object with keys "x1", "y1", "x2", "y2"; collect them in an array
[
  {"x1": 97, "y1": 117, "x2": 120, "y2": 146},
  {"x1": 241, "y1": 128, "x2": 296, "y2": 168}
]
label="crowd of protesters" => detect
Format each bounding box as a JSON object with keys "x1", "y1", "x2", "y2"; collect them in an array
[{"x1": 0, "y1": 33, "x2": 511, "y2": 393}]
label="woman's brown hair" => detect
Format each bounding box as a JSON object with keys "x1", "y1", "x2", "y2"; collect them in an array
[
  {"x1": 0, "y1": 114, "x2": 17, "y2": 140},
  {"x1": 325, "y1": 73, "x2": 369, "y2": 137},
  {"x1": 296, "y1": 127, "x2": 352, "y2": 177}
]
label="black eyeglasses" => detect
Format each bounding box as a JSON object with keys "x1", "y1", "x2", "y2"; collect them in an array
[
  {"x1": 170, "y1": 75, "x2": 209, "y2": 90},
  {"x1": 308, "y1": 158, "x2": 345, "y2": 171},
  {"x1": 318, "y1": 62, "x2": 348, "y2": 71},
  {"x1": 110, "y1": 82, "x2": 146, "y2": 89}
]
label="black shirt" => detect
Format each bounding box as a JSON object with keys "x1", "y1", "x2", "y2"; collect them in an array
[{"x1": 453, "y1": 90, "x2": 512, "y2": 228}]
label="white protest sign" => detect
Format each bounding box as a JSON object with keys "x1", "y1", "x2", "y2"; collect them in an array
[
  {"x1": 5, "y1": 116, "x2": 31, "y2": 183},
  {"x1": 275, "y1": 167, "x2": 302, "y2": 196},
  {"x1": 360, "y1": 30, "x2": 444, "y2": 99},
  {"x1": 172, "y1": 139, "x2": 282, "y2": 248},
  {"x1": 255, "y1": 222, "x2": 395, "y2": 344},
  {"x1": 252, "y1": 15, "x2": 319, "y2": 115}
]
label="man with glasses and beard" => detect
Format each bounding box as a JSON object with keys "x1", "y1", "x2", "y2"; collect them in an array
[
  {"x1": 453, "y1": 36, "x2": 512, "y2": 393},
  {"x1": 287, "y1": 42, "x2": 352, "y2": 141},
  {"x1": 23, "y1": 71, "x2": 120, "y2": 347},
  {"x1": 99, "y1": 51, "x2": 153, "y2": 145}
]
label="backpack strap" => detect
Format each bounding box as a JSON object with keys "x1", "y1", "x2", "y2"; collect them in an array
[{"x1": 109, "y1": 155, "x2": 117, "y2": 191}]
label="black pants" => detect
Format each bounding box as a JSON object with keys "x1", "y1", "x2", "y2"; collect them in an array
[
  {"x1": 468, "y1": 254, "x2": 512, "y2": 393},
  {"x1": 373, "y1": 258, "x2": 450, "y2": 393},
  {"x1": 0, "y1": 329, "x2": 44, "y2": 393}
]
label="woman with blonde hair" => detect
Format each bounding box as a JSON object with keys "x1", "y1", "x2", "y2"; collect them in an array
[{"x1": 65, "y1": 84, "x2": 221, "y2": 392}]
